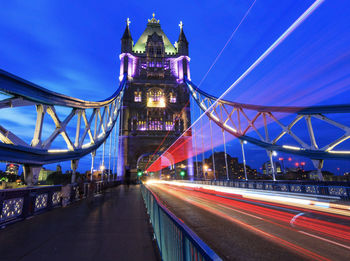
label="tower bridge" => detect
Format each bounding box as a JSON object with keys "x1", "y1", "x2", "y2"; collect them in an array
[
  {"x1": 1, "y1": 10, "x2": 350, "y2": 261},
  {"x1": 118, "y1": 14, "x2": 191, "y2": 178}
]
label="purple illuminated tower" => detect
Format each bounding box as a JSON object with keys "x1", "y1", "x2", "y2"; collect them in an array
[{"x1": 117, "y1": 14, "x2": 192, "y2": 178}]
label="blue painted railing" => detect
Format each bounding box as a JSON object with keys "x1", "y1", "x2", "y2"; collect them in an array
[
  {"x1": 186, "y1": 179, "x2": 350, "y2": 200},
  {"x1": 141, "y1": 183, "x2": 222, "y2": 261},
  {"x1": 0, "y1": 180, "x2": 120, "y2": 226}
]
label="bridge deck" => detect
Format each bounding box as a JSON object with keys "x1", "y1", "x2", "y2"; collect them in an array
[{"x1": 0, "y1": 185, "x2": 159, "y2": 261}]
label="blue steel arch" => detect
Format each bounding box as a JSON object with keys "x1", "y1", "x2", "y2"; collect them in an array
[
  {"x1": 0, "y1": 69, "x2": 127, "y2": 165},
  {"x1": 185, "y1": 77, "x2": 350, "y2": 160}
]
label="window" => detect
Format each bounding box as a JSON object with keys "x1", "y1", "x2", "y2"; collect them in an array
[
  {"x1": 149, "y1": 47, "x2": 154, "y2": 55},
  {"x1": 137, "y1": 121, "x2": 146, "y2": 131},
  {"x1": 147, "y1": 88, "x2": 165, "y2": 108},
  {"x1": 165, "y1": 121, "x2": 174, "y2": 131},
  {"x1": 148, "y1": 119, "x2": 163, "y2": 131},
  {"x1": 156, "y1": 47, "x2": 162, "y2": 55},
  {"x1": 170, "y1": 92, "x2": 177, "y2": 103},
  {"x1": 134, "y1": 91, "x2": 142, "y2": 102}
]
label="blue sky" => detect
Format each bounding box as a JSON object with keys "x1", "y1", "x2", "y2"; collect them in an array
[{"x1": 0, "y1": 0, "x2": 350, "y2": 174}]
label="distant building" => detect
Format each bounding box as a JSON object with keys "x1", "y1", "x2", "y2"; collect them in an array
[
  {"x1": 262, "y1": 161, "x2": 283, "y2": 175},
  {"x1": 38, "y1": 168, "x2": 55, "y2": 181},
  {"x1": 193, "y1": 152, "x2": 258, "y2": 180},
  {"x1": 56, "y1": 164, "x2": 62, "y2": 173}
]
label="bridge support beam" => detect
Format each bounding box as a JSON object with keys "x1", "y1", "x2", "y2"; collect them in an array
[
  {"x1": 312, "y1": 159, "x2": 324, "y2": 181},
  {"x1": 71, "y1": 159, "x2": 79, "y2": 183},
  {"x1": 23, "y1": 165, "x2": 41, "y2": 186}
]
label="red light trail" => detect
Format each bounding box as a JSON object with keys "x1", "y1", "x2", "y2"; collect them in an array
[
  {"x1": 147, "y1": 181, "x2": 350, "y2": 260},
  {"x1": 147, "y1": 0, "x2": 326, "y2": 173},
  {"x1": 149, "y1": 184, "x2": 344, "y2": 260}
]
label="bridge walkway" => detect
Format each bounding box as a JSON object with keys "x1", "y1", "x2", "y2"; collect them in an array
[{"x1": 0, "y1": 185, "x2": 159, "y2": 261}]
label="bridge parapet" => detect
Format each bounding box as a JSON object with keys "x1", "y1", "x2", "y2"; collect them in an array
[
  {"x1": 141, "y1": 183, "x2": 222, "y2": 261},
  {"x1": 0, "y1": 181, "x2": 120, "y2": 227},
  {"x1": 178, "y1": 179, "x2": 350, "y2": 201}
]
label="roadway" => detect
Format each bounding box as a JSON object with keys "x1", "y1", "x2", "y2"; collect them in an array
[{"x1": 147, "y1": 181, "x2": 350, "y2": 261}]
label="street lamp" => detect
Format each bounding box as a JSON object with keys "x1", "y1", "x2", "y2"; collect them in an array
[{"x1": 99, "y1": 165, "x2": 105, "y2": 181}]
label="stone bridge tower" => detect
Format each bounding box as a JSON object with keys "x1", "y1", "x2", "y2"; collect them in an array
[{"x1": 118, "y1": 14, "x2": 191, "y2": 177}]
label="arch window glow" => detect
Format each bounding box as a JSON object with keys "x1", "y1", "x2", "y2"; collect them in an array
[
  {"x1": 134, "y1": 90, "x2": 142, "y2": 102},
  {"x1": 170, "y1": 92, "x2": 177, "y2": 103},
  {"x1": 147, "y1": 88, "x2": 165, "y2": 107}
]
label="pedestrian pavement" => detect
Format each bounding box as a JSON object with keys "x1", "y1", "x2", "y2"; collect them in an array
[{"x1": 0, "y1": 185, "x2": 159, "y2": 261}]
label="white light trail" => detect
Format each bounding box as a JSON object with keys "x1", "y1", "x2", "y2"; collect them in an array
[
  {"x1": 198, "y1": 0, "x2": 257, "y2": 87},
  {"x1": 147, "y1": 0, "x2": 325, "y2": 171},
  {"x1": 149, "y1": 180, "x2": 350, "y2": 216}
]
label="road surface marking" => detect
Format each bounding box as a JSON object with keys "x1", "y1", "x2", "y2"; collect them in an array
[
  {"x1": 298, "y1": 230, "x2": 350, "y2": 250},
  {"x1": 218, "y1": 204, "x2": 263, "y2": 220}
]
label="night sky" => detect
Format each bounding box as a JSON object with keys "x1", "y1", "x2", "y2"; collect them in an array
[{"x1": 0, "y1": 0, "x2": 350, "y2": 174}]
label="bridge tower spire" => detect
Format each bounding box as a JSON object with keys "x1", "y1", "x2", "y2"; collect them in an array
[
  {"x1": 121, "y1": 18, "x2": 133, "y2": 53},
  {"x1": 177, "y1": 21, "x2": 189, "y2": 56}
]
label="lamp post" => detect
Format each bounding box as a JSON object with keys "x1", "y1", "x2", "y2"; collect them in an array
[
  {"x1": 240, "y1": 140, "x2": 248, "y2": 181},
  {"x1": 203, "y1": 164, "x2": 208, "y2": 180},
  {"x1": 100, "y1": 165, "x2": 105, "y2": 181}
]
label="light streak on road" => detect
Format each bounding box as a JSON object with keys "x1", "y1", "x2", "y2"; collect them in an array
[
  {"x1": 147, "y1": 180, "x2": 350, "y2": 217},
  {"x1": 148, "y1": 182, "x2": 337, "y2": 261},
  {"x1": 146, "y1": 180, "x2": 350, "y2": 260}
]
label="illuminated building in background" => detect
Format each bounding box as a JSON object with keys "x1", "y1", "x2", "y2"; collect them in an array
[
  {"x1": 262, "y1": 161, "x2": 283, "y2": 175},
  {"x1": 5, "y1": 163, "x2": 19, "y2": 175},
  {"x1": 38, "y1": 168, "x2": 54, "y2": 182},
  {"x1": 198, "y1": 152, "x2": 258, "y2": 180},
  {"x1": 118, "y1": 14, "x2": 191, "y2": 176}
]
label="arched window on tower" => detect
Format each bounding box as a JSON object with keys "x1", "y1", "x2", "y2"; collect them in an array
[
  {"x1": 169, "y1": 91, "x2": 177, "y2": 103},
  {"x1": 147, "y1": 88, "x2": 165, "y2": 107},
  {"x1": 134, "y1": 90, "x2": 142, "y2": 102}
]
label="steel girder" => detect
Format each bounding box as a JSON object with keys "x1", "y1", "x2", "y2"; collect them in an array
[
  {"x1": 185, "y1": 77, "x2": 350, "y2": 160},
  {"x1": 0, "y1": 70, "x2": 127, "y2": 165}
]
